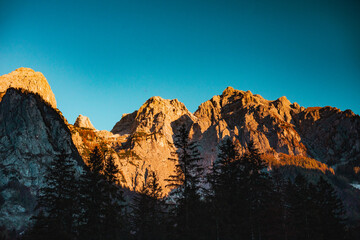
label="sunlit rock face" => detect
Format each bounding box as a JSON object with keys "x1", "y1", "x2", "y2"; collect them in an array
[
  {"x1": 74, "y1": 114, "x2": 96, "y2": 129},
  {"x1": 0, "y1": 89, "x2": 82, "y2": 231},
  {"x1": 0, "y1": 68, "x2": 57, "y2": 108},
  {"x1": 108, "y1": 86, "x2": 360, "y2": 192},
  {"x1": 193, "y1": 87, "x2": 360, "y2": 168},
  {"x1": 194, "y1": 87, "x2": 308, "y2": 168},
  {"x1": 110, "y1": 96, "x2": 198, "y2": 194}
]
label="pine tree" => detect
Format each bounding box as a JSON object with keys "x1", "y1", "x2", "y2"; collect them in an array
[
  {"x1": 166, "y1": 124, "x2": 204, "y2": 239},
  {"x1": 78, "y1": 147, "x2": 128, "y2": 240},
  {"x1": 316, "y1": 177, "x2": 345, "y2": 240},
  {"x1": 27, "y1": 152, "x2": 79, "y2": 239},
  {"x1": 286, "y1": 174, "x2": 319, "y2": 240},
  {"x1": 131, "y1": 171, "x2": 165, "y2": 240},
  {"x1": 266, "y1": 168, "x2": 289, "y2": 240},
  {"x1": 238, "y1": 141, "x2": 272, "y2": 240},
  {"x1": 207, "y1": 138, "x2": 243, "y2": 240},
  {"x1": 103, "y1": 154, "x2": 126, "y2": 239},
  {"x1": 78, "y1": 146, "x2": 106, "y2": 240}
]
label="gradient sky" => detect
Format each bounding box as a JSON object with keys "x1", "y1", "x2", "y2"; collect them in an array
[{"x1": 1, "y1": 0, "x2": 359, "y2": 130}]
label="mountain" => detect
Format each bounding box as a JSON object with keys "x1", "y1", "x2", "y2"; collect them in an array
[
  {"x1": 194, "y1": 86, "x2": 360, "y2": 167},
  {"x1": 103, "y1": 87, "x2": 358, "y2": 192},
  {"x1": 0, "y1": 68, "x2": 57, "y2": 108},
  {"x1": 0, "y1": 68, "x2": 359, "y2": 232},
  {"x1": 0, "y1": 88, "x2": 82, "y2": 231}
]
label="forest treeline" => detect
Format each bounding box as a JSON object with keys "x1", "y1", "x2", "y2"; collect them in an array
[{"x1": 21, "y1": 125, "x2": 359, "y2": 240}]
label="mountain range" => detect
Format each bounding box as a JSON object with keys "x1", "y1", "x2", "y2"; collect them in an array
[{"x1": 0, "y1": 68, "x2": 359, "y2": 231}]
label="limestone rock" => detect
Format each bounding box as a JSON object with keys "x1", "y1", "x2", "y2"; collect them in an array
[
  {"x1": 0, "y1": 68, "x2": 57, "y2": 108},
  {"x1": 110, "y1": 96, "x2": 197, "y2": 193},
  {"x1": 108, "y1": 86, "x2": 360, "y2": 191},
  {"x1": 74, "y1": 114, "x2": 95, "y2": 129},
  {"x1": 0, "y1": 88, "x2": 82, "y2": 231}
]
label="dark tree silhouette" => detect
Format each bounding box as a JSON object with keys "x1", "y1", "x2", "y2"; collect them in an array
[
  {"x1": 166, "y1": 124, "x2": 204, "y2": 239},
  {"x1": 208, "y1": 140, "x2": 273, "y2": 240},
  {"x1": 207, "y1": 138, "x2": 243, "y2": 239},
  {"x1": 103, "y1": 154, "x2": 126, "y2": 239},
  {"x1": 78, "y1": 146, "x2": 128, "y2": 240},
  {"x1": 24, "y1": 152, "x2": 79, "y2": 240},
  {"x1": 315, "y1": 176, "x2": 345, "y2": 240},
  {"x1": 131, "y1": 171, "x2": 165, "y2": 240}
]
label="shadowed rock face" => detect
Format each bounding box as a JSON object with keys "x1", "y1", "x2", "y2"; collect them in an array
[
  {"x1": 0, "y1": 89, "x2": 82, "y2": 231},
  {"x1": 0, "y1": 68, "x2": 57, "y2": 108},
  {"x1": 74, "y1": 114, "x2": 96, "y2": 129},
  {"x1": 293, "y1": 107, "x2": 360, "y2": 165}
]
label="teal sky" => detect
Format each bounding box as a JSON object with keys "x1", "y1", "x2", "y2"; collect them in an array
[{"x1": 1, "y1": 0, "x2": 359, "y2": 130}]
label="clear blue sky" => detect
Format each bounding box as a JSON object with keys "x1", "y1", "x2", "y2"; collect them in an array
[{"x1": 1, "y1": 0, "x2": 359, "y2": 130}]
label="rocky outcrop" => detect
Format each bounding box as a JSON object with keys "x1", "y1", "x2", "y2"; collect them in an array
[
  {"x1": 293, "y1": 107, "x2": 360, "y2": 165},
  {"x1": 110, "y1": 96, "x2": 197, "y2": 193},
  {"x1": 0, "y1": 88, "x2": 82, "y2": 231},
  {"x1": 193, "y1": 87, "x2": 307, "y2": 168},
  {"x1": 0, "y1": 68, "x2": 57, "y2": 108},
  {"x1": 74, "y1": 114, "x2": 96, "y2": 129}
]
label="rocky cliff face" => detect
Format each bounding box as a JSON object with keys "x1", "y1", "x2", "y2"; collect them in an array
[
  {"x1": 106, "y1": 86, "x2": 359, "y2": 193},
  {"x1": 0, "y1": 68, "x2": 57, "y2": 108},
  {"x1": 109, "y1": 97, "x2": 197, "y2": 193},
  {"x1": 293, "y1": 107, "x2": 360, "y2": 165},
  {"x1": 193, "y1": 87, "x2": 308, "y2": 168},
  {"x1": 0, "y1": 88, "x2": 82, "y2": 231}
]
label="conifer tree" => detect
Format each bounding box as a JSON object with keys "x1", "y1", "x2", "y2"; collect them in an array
[
  {"x1": 238, "y1": 141, "x2": 272, "y2": 240},
  {"x1": 78, "y1": 146, "x2": 106, "y2": 240},
  {"x1": 266, "y1": 168, "x2": 289, "y2": 240},
  {"x1": 316, "y1": 176, "x2": 345, "y2": 240},
  {"x1": 166, "y1": 124, "x2": 204, "y2": 239},
  {"x1": 131, "y1": 171, "x2": 165, "y2": 240},
  {"x1": 26, "y1": 152, "x2": 79, "y2": 239},
  {"x1": 78, "y1": 147, "x2": 128, "y2": 240},
  {"x1": 103, "y1": 155, "x2": 125, "y2": 239},
  {"x1": 286, "y1": 174, "x2": 319, "y2": 240},
  {"x1": 207, "y1": 138, "x2": 243, "y2": 239}
]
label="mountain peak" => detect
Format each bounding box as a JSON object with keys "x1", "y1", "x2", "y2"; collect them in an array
[
  {"x1": 276, "y1": 96, "x2": 291, "y2": 105},
  {"x1": 14, "y1": 67, "x2": 36, "y2": 73},
  {"x1": 0, "y1": 68, "x2": 57, "y2": 108},
  {"x1": 74, "y1": 114, "x2": 95, "y2": 129},
  {"x1": 222, "y1": 86, "x2": 236, "y2": 96}
]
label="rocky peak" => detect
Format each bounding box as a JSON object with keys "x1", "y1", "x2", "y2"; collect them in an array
[
  {"x1": 0, "y1": 68, "x2": 57, "y2": 108},
  {"x1": 112, "y1": 96, "x2": 196, "y2": 138},
  {"x1": 74, "y1": 114, "x2": 95, "y2": 129},
  {"x1": 109, "y1": 96, "x2": 198, "y2": 194}
]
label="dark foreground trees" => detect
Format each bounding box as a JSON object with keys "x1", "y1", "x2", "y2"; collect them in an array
[
  {"x1": 207, "y1": 138, "x2": 346, "y2": 240},
  {"x1": 286, "y1": 175, "x2": 345, "y2": 240},
  {"x1": 131, "y1": 171, "x2": 166, "y2": 240},
  {"x1": 23, "y1": 151, "x2": 79, "y2": 240},
  {"x1": 208, "y1": 139, "x2": 273, "y2": 240},
  {"x1": 23, "y1": 137, "x2": 350, "y2": 240},
  {"x1": 23, "y1": 147, "x2": 127, "y2": 240},
  {"x1": 166, "y1": 124, "x2": 205, "y2": 239},
  {"x1": 78, "y1": 147, "x2": 126, "y2": 240}
]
